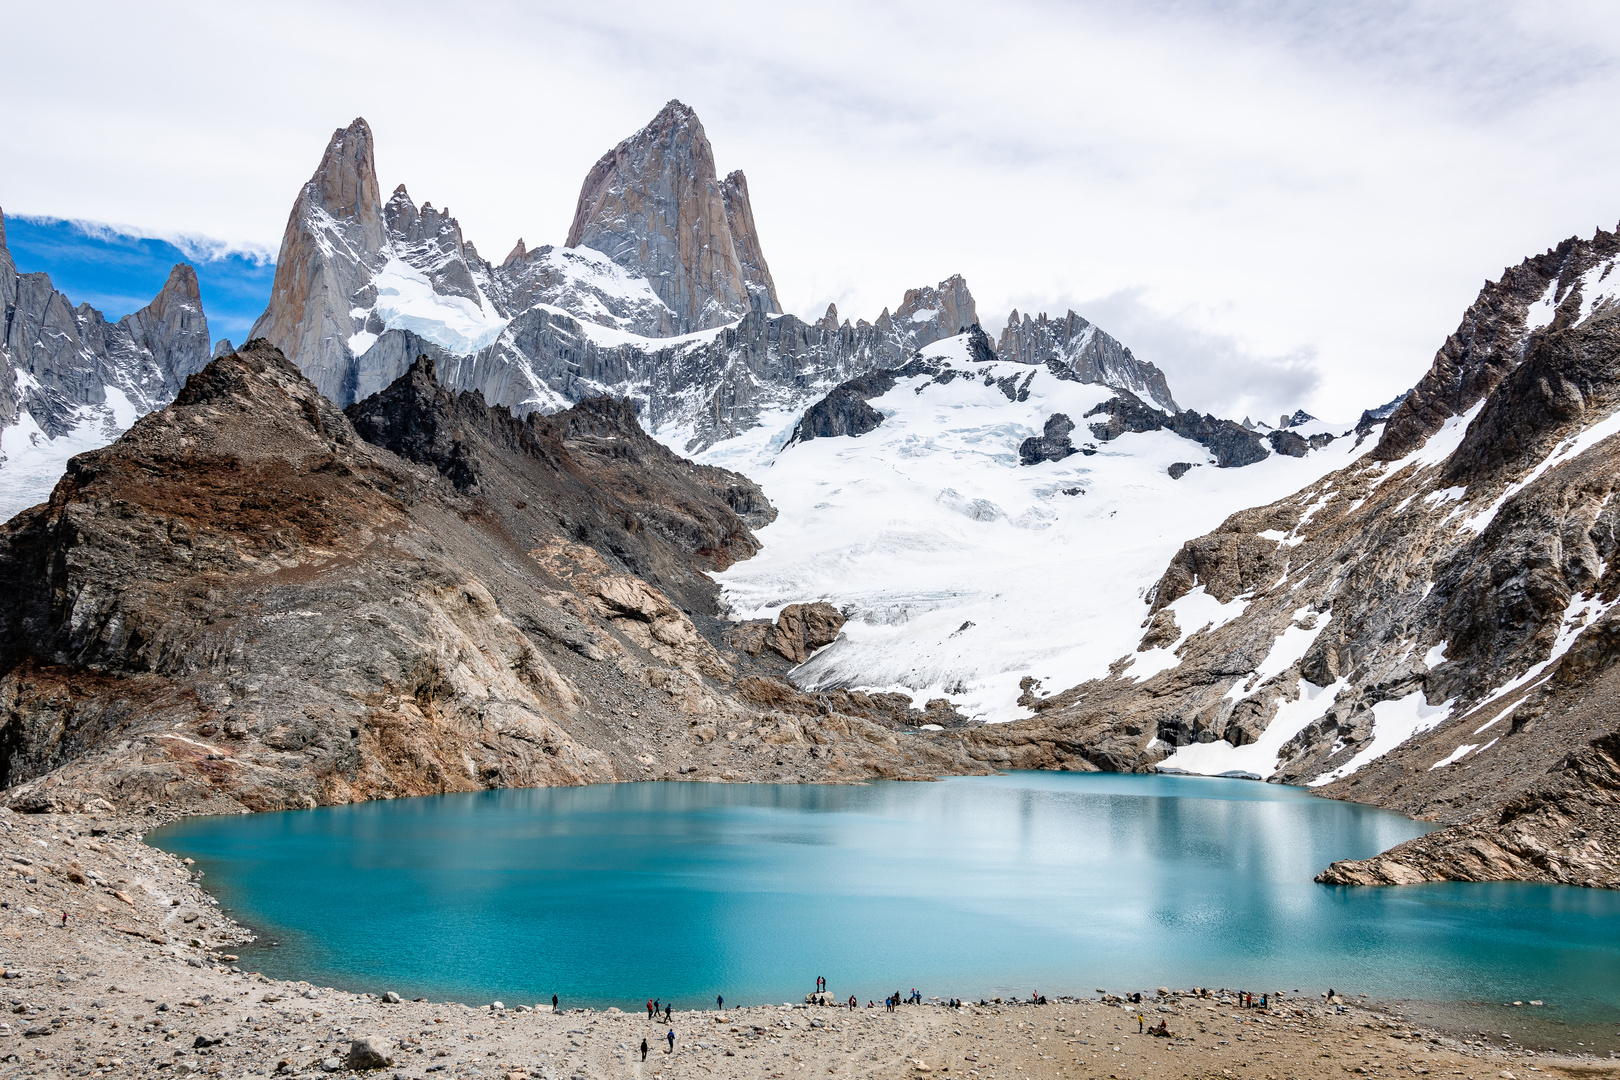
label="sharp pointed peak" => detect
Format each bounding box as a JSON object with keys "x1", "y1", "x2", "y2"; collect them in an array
[{"x1": 162, "y1": 263, "x2": 201, "y2": 295}]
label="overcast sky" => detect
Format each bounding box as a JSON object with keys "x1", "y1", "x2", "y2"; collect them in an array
[{"x1": 4, "y1": 0, "x2": 1619, "y2": 421}]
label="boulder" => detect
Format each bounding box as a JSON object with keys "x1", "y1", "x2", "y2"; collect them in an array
[
  {"x1": 345, "y1": 1036, "x2": 394, "y2": 1070},
  {"x1": 769, "y1": 603, "x2": 847, "y2": 663}
]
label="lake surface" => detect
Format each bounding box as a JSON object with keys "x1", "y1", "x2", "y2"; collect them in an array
[{"x1": 149, "y1": 773, "x2": 1620, "y2": 1018}]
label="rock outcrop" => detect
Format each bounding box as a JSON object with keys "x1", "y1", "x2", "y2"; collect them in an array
[
  {"x1": 0, "y1": 342, "x2": 993, "y2": 815},
  {"x1": 1, "y1": 207, "x2": 212, "y2": 519},
  {"x1": 999, "y1": 309, "x2": 1179, "y2": 413},
  {"x1": 1018, "y1": 413, "x2": 1078, "y2": 465},
  {"x1": 1083, "y1": 392, "x2": 1270, "y2": 467}
]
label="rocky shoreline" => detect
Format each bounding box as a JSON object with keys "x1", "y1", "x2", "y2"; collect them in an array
[{"x1": 2, "y1": 804, "x2": 1615, "y2": 1080}]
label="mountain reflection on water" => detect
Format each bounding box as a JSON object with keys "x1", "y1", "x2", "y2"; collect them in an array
[{"x1": 150, "y1": 773, "x2": 1620, "y2": 1017}]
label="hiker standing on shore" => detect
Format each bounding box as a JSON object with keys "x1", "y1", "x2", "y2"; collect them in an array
[
  {"x1": 552, "y1": 994, "x2": 558, "y2": 1013},
  {"x1": 666, "y1": 1028, "x2": 675, "y2": 1054},
  {"x1": 665, "y1": 1003, "x2": 672, "y2": 1022},
  {"x1": 640, "y1": 1038, "x2": 648, "y2": 1061},
  {"x1": 717, "y1": 994, "x2": 723, "y2": 1010},
  {"x1": 848, "y1": 995, "x2": 857, "y2": 1011},
  {"x1": 647, "y1": 999, "x2": 654, "y2": 1019},
  {"x1": 1138, "y1": 1013, "x2": 1144, "y2": 1033}
]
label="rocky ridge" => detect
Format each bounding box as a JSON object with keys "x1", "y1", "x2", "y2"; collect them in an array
[
  {"x1": 997, "y1": 225, "x2": 1620, "y2": 887},
  {"x1": 0, "y1": 208, "x2": 212, "y2": 519},
  {"x1": 0, "y1": 342, "x2": 996, "y2": 817},
  {"x1": 247, "y1": 109, "x2": 1180, "y2": 460}
]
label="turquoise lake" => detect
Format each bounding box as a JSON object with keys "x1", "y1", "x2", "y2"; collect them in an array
[{"x1": 147, "y1": 773, "x2": 1620, "y2": 1017}]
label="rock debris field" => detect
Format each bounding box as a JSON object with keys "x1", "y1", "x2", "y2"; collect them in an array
[{"x1": 0, "y1": 808, "x2": 1614, "y2": 1080}]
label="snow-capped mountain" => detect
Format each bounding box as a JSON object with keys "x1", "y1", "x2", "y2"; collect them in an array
[
  {"x1": 689, "y1": 329, "x2": 1362, "y2": 721},
  {"x1": 565, "y1": 100, "x2": 780, "y2": 329},
  {"x1": 0, "y1": 208, "x2": 212, "y2": 520},
  {"x1": 250, "y1": 103, "x2": 1181, "y2": 454}
]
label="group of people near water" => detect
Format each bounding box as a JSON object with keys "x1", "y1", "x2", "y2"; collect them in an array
[{"x1": 624, "y1": 977, "x2": 1298, "y2": 1057}]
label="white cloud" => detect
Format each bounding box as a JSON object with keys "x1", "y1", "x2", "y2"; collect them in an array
[{"x1": 3, "y1": 0, "x2": 1619, "y2": 420}]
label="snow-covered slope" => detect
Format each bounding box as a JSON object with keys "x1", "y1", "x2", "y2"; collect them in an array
[{"x1": 685, "y1": 332, "x2": 1363, "y2": 720}]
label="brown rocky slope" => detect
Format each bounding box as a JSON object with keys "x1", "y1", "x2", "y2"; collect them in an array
[
  {"x1": 0, "y1": 342, "x2": 994, "y2": 818},
  {"x1": 992, "y1": 225, "x2": 1620, "y2": 887}
]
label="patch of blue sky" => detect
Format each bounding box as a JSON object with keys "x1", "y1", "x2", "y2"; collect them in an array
[{"x1": 4, "y1": 216, "x2": 275, "y2": 346}]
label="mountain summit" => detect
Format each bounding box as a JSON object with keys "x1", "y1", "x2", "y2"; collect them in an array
[
  {"x1": 567, "y1": 100, "x2": 780, "y2": 329},
  {"x1": 236, "y1": 105, "x2": 1183, "y2": 455}
]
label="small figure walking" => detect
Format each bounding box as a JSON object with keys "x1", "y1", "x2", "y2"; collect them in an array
[
  {"x1": 647, "y1": 998, "x2": 655, "y2": 1019},
  {"x1": 716, "y1": 994, "x2": 723, "y2": 1010},
  {"x1": 59, "y1": 911, "x2": 66, "y2": 927},
  {"x1": 666, "y1": 1028, "x2": 676, "y2": 1054},
  {"x1": 552, "y1": 993, "x2": 558, "y2": 1013},
  {"x1": 640, "y1": 1037, "x2": 649, "y2": 1061},
  {"x1": 664, "y1": 1003, "x2": 672, "y2": 1023}
]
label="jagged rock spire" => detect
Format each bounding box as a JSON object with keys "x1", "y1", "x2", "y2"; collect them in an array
[
  {"x1": 566, "y1": 100, "x2": 780, "y2": 330},
  {"x1": 249, "y1": 118, "x2": 385, "y2": 404}
]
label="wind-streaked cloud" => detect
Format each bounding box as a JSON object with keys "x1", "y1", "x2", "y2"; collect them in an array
[{"x1": 2, "y1": 0, "x2": 1617, "y2": 419}]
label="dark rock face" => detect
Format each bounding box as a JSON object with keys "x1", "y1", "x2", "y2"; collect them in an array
[
  {"x1": 1167, "y1": 462, "x2": 1195, "y2": 480},
  {"x1": 768, "y1": 602, "x2": 847, "y2": 664},
  {"x1": 998, "y1": 307, "x2": 1179, "y2": 412},
  {"x1": 1084, "y1": 394, "x2": 1269, "y2": 468},
  {"x1": 785, "y1": 357, "x2": 943, "y2": 446},
  {"x1": 1018, "y1": 413, "x2": 1078, "y2": 465},
  {"x1": 964, "y1": 323, "x2": 998, "y2": 364},
  {"x1": 1267, "y1": 429, "x2": 1309, "y2": 458},
  {"x1": 345, "y1": 354, "x2": 773, "y2": 613},
  {"x1": 787, "y1": 371, "x2": 898, "y2": 444},
  {"x1": 1373, "y1": 229, "x2": 1620, "y2": 460},
  {"x1": 1355, "y1": 391, "x2": 1409, "y2": 439}
]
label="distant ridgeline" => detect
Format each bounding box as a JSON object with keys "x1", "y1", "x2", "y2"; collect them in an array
[
  {"x1": 244, "y1": 102, "x2": 1182, "y2": 455},
  {"x1": 4, "y1": 99, "x2": 1335, "y2": 519}
]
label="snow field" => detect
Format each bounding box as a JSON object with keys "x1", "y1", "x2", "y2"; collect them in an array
[
  {"x1": 0, "y1": 387, "x2": 139, "y2": 521},
  {"x1": 691, "y1": 333, "x2": 1371, "y2": 722},
  {"x1": 367, "y1": 257, "x2": 507, "y2": 355}
]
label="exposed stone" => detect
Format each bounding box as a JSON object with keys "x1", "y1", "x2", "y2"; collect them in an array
[
  {"x1": 768, "y1": 603, "x2": 847, "y2": 664},
  {"x1": 999, "y1": 309, "x2": 1178, "y2": 412},
  {"x1": 566, "y1": 101, "x2": 778, "y2": 330},
  {"x1": 1266, "y1": 429, "x2": 1308, "y2": 458},
  {"x1": 1084, "y1": 393, "x2": 1270, "y2": 468},
  {"x1": 1018, "y1": 414, "x2": 1078, "y2": 465}
]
